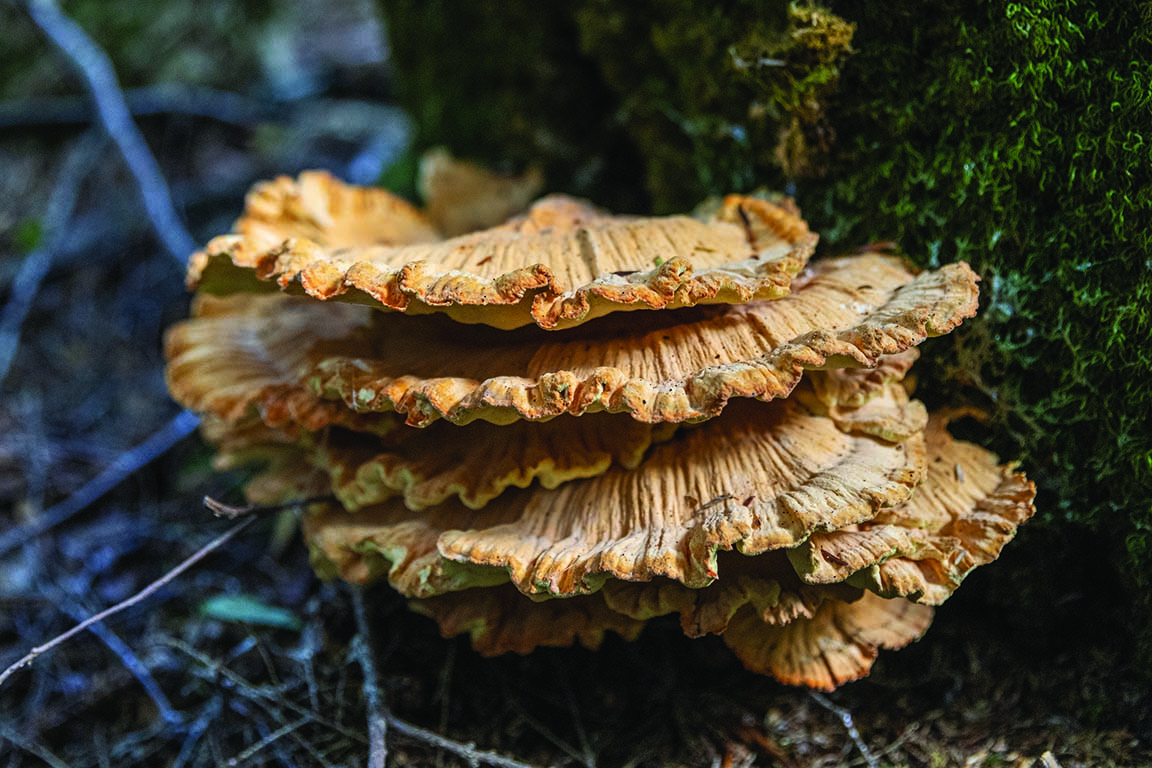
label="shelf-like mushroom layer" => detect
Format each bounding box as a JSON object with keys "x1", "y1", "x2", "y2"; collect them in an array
[
  {"x1": 165, "y1": 294, "x2": 390, "y2": 436},
  {"x1": 721, "y1": 592, "x2": 933, "y2": 690},
  {"x1": 190, "y1": 172, "x2": 817, "y2": 330},
  {"x1": 167, "y1": 172, "x2": 1033, "y2": 691},
  {"x1": 307, "y1": 253, "x2": 977, "y2": 425},
  {"x1": 317, "y1": 414, "x2": 673, "y2": 512},
  {"x1": 788, "y1": 415, "x2": 1036, "y2": 604},
  {"x1": 410, "y1": 584, "x2": 645, "y2": 656},
  {"x1": 409, "y1": 555, "x2": 931, "y2": 690},
  {"x1": 167, "y1": 254, "x2": 978, "y2": 428},
  {"x1": 303, "y1": 376, "x2": 927, "y2": 598},
  {"x1": 300, "y1": 413, "x2": 1031, "y2": 688}
]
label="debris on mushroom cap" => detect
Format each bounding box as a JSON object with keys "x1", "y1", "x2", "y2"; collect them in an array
[
  {"x1": 169, "y1": 254, "x2": 977, "y2": 429},
  {"x1": 298, "y1": 377, "x2": 927, "y2": 598},
  {"x1": 409, "y1": 584, "x2": 645, "y2": 656},
  {"x1": 788, "y1": 415, "x2": 1037, "y2": 604},
  {"x1": 188, "y1": 173, "x2": 818, "y2": 330},
  {"x1": 317, "y1": 414, "x2": 673, "y2": 512},
  {"x1": 722, "y1": 592, "x2": 933, "y2": 691},
  {"x1": 418, "y1": 147, "x2": 545, "y2": 237}
]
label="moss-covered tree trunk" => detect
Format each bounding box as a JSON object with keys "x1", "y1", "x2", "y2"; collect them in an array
[{"x1": 378, "y1": 0, "x2": 1152, "y2": 657}]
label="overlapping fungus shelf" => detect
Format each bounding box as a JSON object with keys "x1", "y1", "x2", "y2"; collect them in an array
[{"x1": 167, "y1": 164, "x2": 1034, "y2": 690}]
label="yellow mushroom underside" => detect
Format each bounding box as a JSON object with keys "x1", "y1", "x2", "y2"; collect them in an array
[
  {"x1": 303, "y1": 377, "x2": 928, "y2": 598},
  {"x1": 166, "y1": 254, "x2": 978, "y2": 429}
]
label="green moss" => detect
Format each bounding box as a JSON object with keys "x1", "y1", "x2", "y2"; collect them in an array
[
  {"x1": 572, "y1": 0, "x2": 853, "y2": 210},
  {"x1": 379, "y1": 0, "x2": 1152, "y2": 657},
  {"x1": 806, "y1": 0, "x2": 1152, "y2": 637}
]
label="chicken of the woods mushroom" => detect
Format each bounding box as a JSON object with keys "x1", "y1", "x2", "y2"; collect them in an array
[{"x1": 166, "y1": 162, "x2": 1034, "y2": 690}]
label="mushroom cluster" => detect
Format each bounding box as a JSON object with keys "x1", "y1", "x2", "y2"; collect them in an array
[{"x1": 166, "y1": 168, "x2": 1035, "y2": 689}]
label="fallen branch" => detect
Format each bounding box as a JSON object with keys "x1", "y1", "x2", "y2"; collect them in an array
[
  {"x1": 224, "y1": 716, "x2": 312, "y2": 767},
  {"x1": 0, "y1": 83, "x2": 283, "y2": 128},
  {"x1": 0, "y1": 409, "x2": 201, "y2": 557},
  {"x1": 809, "y1": 692, "x2": 879, "y2": 768},
  {"x1": 348, "y1": 583, "x2": 539, "y2": 768},
  {"x1": 55, "y1": 592, "x2": 182, "y2": 725},
  {"x1": 0, "y1": 724, "x2": 71, "y2": 768},
  {"x1": 0, "y1": 506, "x2": 255, "y2": 688},
  {"x1": 166, "y1": 637, "x2": 369, "y2": 745},
  {"x1": 351, "y1": 585, "x2": 389, "y2": 768},
  {"x1": 0, "y1": 130, "x2": 104, "y2": 386},
  {"x1": 23, "y1": 0, "x2": 199, "y2": 264},
  {"x1": 386, "y1": 718, "x2": 541, "y2": 768}
]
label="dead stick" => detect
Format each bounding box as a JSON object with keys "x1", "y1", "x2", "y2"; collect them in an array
[
  {"x1": 204, "y1": 494, "x2": 334, "y2": 520},
  {"x1": 350, "y1": 585, "x2": 389, "y2": 768},
  {"x1": 809, "y1": 692, "x2": 879, "y2": 768},
  {"x1": 385, "y1": 718, "x2": 541, "y2": 768},
  {"x1": 0, "y1": 130, "x2": 104, "y2": 386},
  {"x1": 23, "y1": 0, "x2": 198, "y2": 263},
  {"x1": 349, "y1": 584, "x2": 537, "y2": 768},
  {"x1": 0, "y1": 409, "x2": 201, "y2": 557},
  {"x1": 0, "y1": 514, "x2": 256, "y2": 688}
]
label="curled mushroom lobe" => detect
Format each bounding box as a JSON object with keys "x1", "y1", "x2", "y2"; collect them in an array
[{"x1": 167, "y1": 163, "x2": 1033, "y2": 690}]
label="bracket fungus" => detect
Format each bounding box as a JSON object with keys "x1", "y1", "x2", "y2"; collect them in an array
[{"x1": 166, "y1": 168, "x2": 1035, "y2": 690}]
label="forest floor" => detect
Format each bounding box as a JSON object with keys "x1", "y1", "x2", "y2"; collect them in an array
[{"x1": 1, "y1": 2, "x2": 1151, "y2": 766}]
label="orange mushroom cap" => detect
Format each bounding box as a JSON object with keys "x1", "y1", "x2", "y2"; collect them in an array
[{"x1": 189, "y1": 172, "x2": 817, "y2": 330}]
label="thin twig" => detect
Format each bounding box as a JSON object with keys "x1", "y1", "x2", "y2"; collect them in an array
[
  {"x1": 56, "y1": 593, "x2": 182, "y2": 725},
  {"x1": 0, "y1": 409, "x2": 201, "y2": 557},
  {"x1": 0, "y1": 724, "x2": 72, "y2": 768},
  {"x1": 23, "y1": 0, "x2": 199, "y2": 263},
  {"x1": 386, "y1": 718, "x2": 541, "y2": 768},
  {"x1": 348, "y1": 584, "x2": 538, "y2": 768},
  {"x1": 0, "y1": 514, "x2": 256, "y2": 688},
  {"x1": 551, "y1": 656, "x2": 597, "y2": 768},
  {"x1": 204, "y1": 494, "x2": 335, "y2": 520},
  {"x1": 0, "y1": 130, "x2": 104, "y2": 385},
  {"x1": 166, "y1": 637, "x2": 369, "y2": 745},
  {"x1": 0, "y1": 83, "x2": 283, "y2": 128},
  {"x1": 351, "y1": 584, "x2": 389, "y2": 768},
  {"x1": 171, "y1": 694, "x2": 223, "y2": 768},
  {"x1": 809, "y1": 692, "x2": 879, "y2": 768},
  {"x1": 506, "y1": 694, "x2": 585, "y2": 766},
  {"x1": 225, "y1": 716, "x2": 312, "y2": 767}
]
